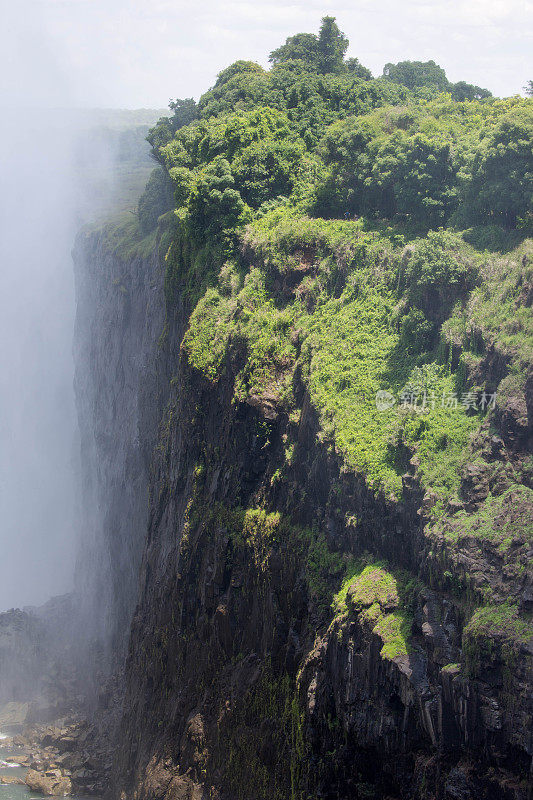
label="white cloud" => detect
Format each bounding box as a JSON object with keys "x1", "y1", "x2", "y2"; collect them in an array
[{"x1": 3, "y1": 0, "x2": 531, "y2": 108}]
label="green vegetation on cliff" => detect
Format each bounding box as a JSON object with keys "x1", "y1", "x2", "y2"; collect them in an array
[
  {"x1": 332, "y1": 563, "x2": 421, "y2": 660},
  {"x1": 124, "y1": 18, "x2": 532, "y2": 789},
  {"x1": 134, "y1": 16, "x2": 531, "y2": 520},
  {"x1": 134, "y1": 8, "x2": 531, "y2": 587},
  {"x1": 463, "y1": 603, "x2": 531, "y2": 678}
]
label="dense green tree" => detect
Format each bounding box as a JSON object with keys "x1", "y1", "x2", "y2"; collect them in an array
[
  {"x1": 382, "y1": 62, "x2": 491, "y2": 102},
  {"x1": 269, "y1": 33, "x2": 320, "y2": 68},
  {"x1": 147, "y1": 99, "x2": 199, "y2": 157},
  {"x1": 138, "y1": 168, "x2": 175, "y2": 233},
  {"x1": 232, "y1": 136, "x2": 305, "y2": 207},
  {"x1": 187, "y1": 156, "x2": 247, "y2": 239},
  {"x1": 383, "y1": 60, "x2": 449, "y2": 92},
  {"x1": 269, "y1": 17, "x2": 355, "y2": 77},
  {"x1": 344, "y1": 58, "x2": 372, "y2": 80},
  {"x1": 147, "y1": 117, "x2": 175, "y2": 156},
  {"x1": 158, "y1": 107, "x2": 306, "y2": 243},
  {"x1": 460, "y1": 108, "x2": 533, "y2": 228},
  {"x1": 376, "y1": 131, "x2": 459, "y2": 225},
  {"x1": 315, "y1": 107, "x2": 460, "y2": 225},
  {"x1": 524, "y1": 80, "x2": 533, "y2": 97},
  {"x1": 168, "y1": 98, "x2": 198, "y2": 129},
  {"x1": 451, "y1": 81, "x2": 491, "y2": 101},
  {"x1": 198, "y1": 62, "x2": 271, "y2": 118},
  {"x1": 317, "y1": 16, "x2": 349, "y2": 74}
]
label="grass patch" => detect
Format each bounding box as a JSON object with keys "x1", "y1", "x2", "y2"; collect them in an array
[
  {"x1": 178, "y1": 209, "x2": 522, "y2": 507},
  {"x1": 442, "y1": 484, "x2": 533, "y2": 552},
  {"x1": 443, "y1": 238, "x2": 533, "y2": 369},
  {"x1": 463, "y1": 602, "x2": 531, "y2": 678},
  {"x1": 302, "y1": 281, "x2": 401, "y2": 493},
  {"x1": 97, "y1": 212, "x2": 158, "y2": 260},
  {"x1": 181, "y1": 267, "x2": 297, "y2": 400},
  {"x1": 346, "y1": 565, "x2": 399, "y2": 610},
  {"x1": 399, "y1": 371, "x2": 481, "y2": 505},
  {"x1": 181, "y1": 288, "x2": 235, "y2": 381},
  {"x1": 332, "y1": 562, "x2": 419, "y2": 661}
]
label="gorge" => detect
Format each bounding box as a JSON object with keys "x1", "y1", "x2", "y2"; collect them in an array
[{"x1": 0, "y1": 17, "x2": 532, "y2": 800}]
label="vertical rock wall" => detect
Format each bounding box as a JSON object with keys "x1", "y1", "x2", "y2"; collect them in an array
[{"x1": 72, "y1": 229, "x2": 168, "y2": 665}]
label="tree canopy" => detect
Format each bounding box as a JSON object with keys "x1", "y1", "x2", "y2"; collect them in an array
[
  {"x1": 383, "y1": 60, "x2": 491, "y2": 102},
  {"x1": 140, "y1": 17, "x2": 531, "y2": 237},
  {"x1": 383, "y1": 60, "x2": 449, "y2": 92},
  {"x1": 269, "y1": 16, "x2": 349, "y2": 75}
]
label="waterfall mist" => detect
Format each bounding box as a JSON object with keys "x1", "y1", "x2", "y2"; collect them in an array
[
  {"x1": 0, "y1": 112, "x2": 79, "y2": 612},
  {"x1": 0, "y1": 109, "x2": 159, "y2": 617},
  {"x1": 0, "y1": 103, "x2": 163, "y2": 724}
]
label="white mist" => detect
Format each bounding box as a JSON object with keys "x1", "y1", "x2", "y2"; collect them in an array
[{"x1": 0, "y1": 112, "x2": 79, "y2": 611}]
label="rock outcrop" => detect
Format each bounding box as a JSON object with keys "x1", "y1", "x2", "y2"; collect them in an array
[{"x1": 26, "y1": 768, "x2": 72, "y2": 796}]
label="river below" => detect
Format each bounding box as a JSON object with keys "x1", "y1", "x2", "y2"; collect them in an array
[{"x1": 0, "y1": 735, "x2": 90, "y2": 800}]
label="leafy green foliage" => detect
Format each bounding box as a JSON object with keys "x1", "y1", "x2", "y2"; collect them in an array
[
  {"x1": 383, "y1": 60, "x2": 450, "y2": 93},
  {"x1": 441, "y1": 485, "x2": 533, "y2": 552},
  {"x1": 147, "y1": 98, "x2": 198, "y2": 155},
  {"x1": 138, "y1": 167, "x2": 174, "y2": 234},
  {"x1": 346, "y1": 565, "x2": 399, "y2": 610},
  {"x1": 181, "y1": 288, "x2": 234, "y2": 381},
  {"x1": 399, "y1": 371, "x2": 480, "y2": 504},
  {"x1": 404, "y1": 230, "x2": 480, "y2": 320},
  {"x1": 191, "y1": 19, "x2": 409, "y2": 148},
  {"x1": 182, "y1": 266, "x2": 297, "y2": 402},
  {"x1": 316, "y1": 105, "x2": 461, "y2": 224},
  {"x1": 182, "y1": 210, "x2": 495, "y2": 502},
  {"x1": 316, "y1": 16, "x2": 349, "y2": 74},
  {"x1": 269, "y1": 16, "x2": 349, "y2": 76},
  {"x1": 161, "y1": 106, "x2": 305, "y2": 225},
  {"x1": 460, "y1": 107, "x2": 533, "y2": 228},
  {"x1": 382, "y1": 60, "x2": 491, "y2": 103},
  {"x1": 315, "y1": 98, "x2": 531, "y2": 228},
  {"x1": 198, "y1": 62, "x2": 271, "y2": 118},
  {"x1": 269, "y1": 33, "x2": 320, "y2": 69},
  {"x1": 186, "y1": 156, "x2": 247, "y2": 237},
  {"x1": 451, "y1": 81, "x2": 492, "y2": 102},
  {"x1": 303, "y1": 278, "x2": 400, "y2": 491},
  {"x1": 443, "y1": 238, "x2": 533, "y2": 366}
]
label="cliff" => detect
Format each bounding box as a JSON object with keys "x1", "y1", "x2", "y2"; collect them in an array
[
  {"x1": 70, "y1": 28, "x2": 532, "y2": 798},
  {"x1": 73, "y1": 221, "x2": 168, "y2": 661},
  {"x1": 72, "y1": 211, "x2": 532, "y2": 800}
]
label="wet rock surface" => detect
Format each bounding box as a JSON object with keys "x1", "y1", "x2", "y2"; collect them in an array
[
  {"x1": 1, "y1": 718, "x2": 107, "y2": 796},
  {"x1": 25, "y1": 768, "x2": 72, "y2": 797}
]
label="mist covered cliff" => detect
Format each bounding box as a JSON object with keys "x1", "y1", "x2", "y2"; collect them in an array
[
  {"x1": 1, "y1": 16, "x2": 532, "y2": 800},
  {"x1": 68, "y1": 21, "x2": 532, "y2": 800}
]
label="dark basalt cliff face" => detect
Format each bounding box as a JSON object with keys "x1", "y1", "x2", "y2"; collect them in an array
[
  {"x1": 73, "y1": 229, "x2": 169, "y2": 661},
  {"x1": 73, "y1": 227, "x2": 532, "y2": 800}
]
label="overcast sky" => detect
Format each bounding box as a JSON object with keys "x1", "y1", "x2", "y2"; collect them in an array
[{"x1": 2, "y1": 0, "x2": 532, "y2": 109}]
